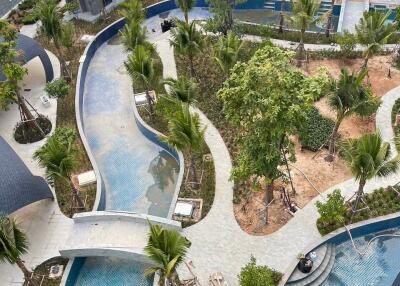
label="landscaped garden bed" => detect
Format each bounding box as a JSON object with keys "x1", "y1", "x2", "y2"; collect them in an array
[{"x1": 30, "y1": 257, "x2": 68, "y2": 286}]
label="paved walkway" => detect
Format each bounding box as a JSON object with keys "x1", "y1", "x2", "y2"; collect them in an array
[{"x1": 152, "y1": 10, "x2": 400, "y2": 285}]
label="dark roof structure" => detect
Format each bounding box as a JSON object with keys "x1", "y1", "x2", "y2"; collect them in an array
[
  {"x1": 0, "y1": 34, "x2": 54, "y2": 83},
  {"x1": 0, "y1": 136, "x2": 53, "y2": 214}
]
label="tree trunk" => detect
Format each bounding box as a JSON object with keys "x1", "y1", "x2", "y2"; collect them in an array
[
  {"x1": 350, "y1": 178, "x2": 366, "y2": 222},
  {"x1": 16, "y1": 259, "x2": 38, "y2": 286},
  {"x1": 188, "y1": 53, "x2": 195, "y2": 78},
  {"x1": 325, "y1": 0, "x2": 335, "y2": 38},
  {"x1": 145, "y1": 89, "x2": 155, "y2": 120},
  {"x1": 325, "y1": 117, "x2": 342, "y2": 162},
  {"x1": 54, "y1": 41, "x2": 71, "y2": 82},
  {"x1": 361, "y1": 56, "x2": 369, "y2": 71},
  {"x1": 278, "y1": 0, "x2": 285, "y2": 33},
  {"x1": 158, "y1": 273, "x2": 166, "y2": 286},
  {"x1": 282, "y1": 146, "x2": 296, "y2": 195},
  {"x1": 70, "y1": 181, "x2": 85, "y2": 210},
  {"x1": 296, "y1": 29, "x2": 306, "y2": 66},
  {"x1": 16, "y1": 93, "x2": 45, "y2": 137},
  {"x1": 184, "y1": 11, "x2": 189, "y2": 24},
  {"x1": 189, "y1": 155, "x2": 199, "y2": 189}
]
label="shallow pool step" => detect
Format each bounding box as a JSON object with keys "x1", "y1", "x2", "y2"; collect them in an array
[{"x1": 286, "y1": 244, "x2": 336, "y2": 286}]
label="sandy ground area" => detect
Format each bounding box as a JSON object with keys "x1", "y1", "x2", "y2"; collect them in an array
[{"x1": 234, "y1": 55, "x2": 400, "y2": 235}]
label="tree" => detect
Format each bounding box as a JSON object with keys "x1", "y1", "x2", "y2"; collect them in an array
[
  {"x1": 218, "y1": 45, "x2": 315, "y2": 208},
  {"x1": 326, "y1": 69, "x2": 380, "y2": 161},
  {"x1": 316, "y1": 189, "x2": 346, "y2": 229},
  {"x1": 176, "y1": 0, "x2": 195, "y2": 23},
  {"x1": 324, "y1": 0, "x2": 335, "y2": 38},
  {"x1": 34, "y1": 133, "x2": 85, "y2": 210},
  {"x1": 161, "y1": 103, "x2": 205, "y2": 188},
  {"x1": 119, "y1": 0, "x2": 145, "y2": 24},
  {"x1": 0, "y1": 215, "x2": 38, "y2": 286},
  {"x1": 289, "y1": 0, "x2": 321, "y2": 64},
  {"x1": 213, "y1": 31, "x2": 243, "y2": 76},
  {"x1": 119, "y1": 20, "x2": 154, "y2": 53},
  {"x1": 144, "y1": 223, "x2": 191, "y2": 286},
  {"x1": 35, "y1": 0, "x2": 72, "y2": 80},
  {"x1": 278, "y1": 0, "x2": 286, "y2": 34},
  {"x1": 164, "y1": 76, "x2": 197, "y2": 104},
  {"x1": 239, "y1": 256, "x2": 282, "y2": 286},
  {"x1": 340, "y1": 133, "x2": 400, "y2": 220},
  {"x1": 170, "y1": 20, "x2": 205, "y2": 77},
  {"x1": 44, "y1": 78, "x2": 70, "y2": 99},
  {"x1": 0, "y1": 20, "x2": 44, "y2": 135},
  {"x1": 355, "y1": 11, "x2": 394, "y2": 70}
]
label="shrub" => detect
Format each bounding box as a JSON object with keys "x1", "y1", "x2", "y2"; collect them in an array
[
  {"x1": 45, "y1": 78, "x2": 70, "y2": 99},
  {"x1": 316, "y1": 189, "x2": 346, "y2": 230},
  {"x1": 239, "y1": 256, "x2": 282, "y2": 286},
  {"x1": 298, "y1": 107, "x2": 335, "y2": 151},
  {"x1": 336, "y1": 30, "x2": 357, "y2": 58},
  {"x1": 52, "y1": 127, "x2": 77, "y2": 146},
  {"x1": 304, "y1": 67, "x2": 331, "y2": 101}
]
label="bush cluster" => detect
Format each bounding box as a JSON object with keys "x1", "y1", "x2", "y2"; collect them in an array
[{"x1": 298, "y1": 107, "x2": 335, "y2": 152}]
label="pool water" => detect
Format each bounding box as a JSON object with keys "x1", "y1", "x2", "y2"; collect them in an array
[
  {"x1": 74, "y1": 257, "x2": 153, "y2": 286},
  {"x1": 233, "y1": 10, "x2": 339, "y2": 32},
  {"x1": 322, "y1": 227, "x2": 400, "y2": 285}
]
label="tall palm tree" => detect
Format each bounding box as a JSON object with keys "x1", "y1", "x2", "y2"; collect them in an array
[
  {"x1": 170, "y1": 20, "x2": 205, "y2": 78},
  {"x1": 161, "y1": 103, "x2": 205, "y2": 188},
  {"x1": 176, "y1": 0, "x2": 195, "y2": 23},
  {"x1": 341, "y1": 133, "x2": 400, "y2": 219},
  {"x1": 289, "y1": 0, "x2": 321, "y2": 65},
  {"x1": 164, "y1": 76, "x2": 197, "y2": 104},
  {"x1": 119, "y1": 0, "x2": 145, "y2": 24},
  {"x1": 213, "y1": 31, "x2": 243, "y2": 76},
  {"x1": 326, "y1": 69, "x2": 380, "y2": 161},
  {"x1": 0, "y1": 215, "x2": 38, "y2": 286},
  {"x1": 356, "y1": 11, "x2": 394, "y2": 70},
  {"x1": 144, "y1": 223, "x2": 190, "y2": 286},
  {"x1": 35, "y1": 0, "x2": 71, "y2": 79},
  {"x1": 119, "y1": 21, "x2": 154, "y2": 53},
  {"x1": 125, "y1": 45, "x2": 158, "y2": 119},
  {"x1": 34, "y1": 136, "x2": 85, "y2": 210}
]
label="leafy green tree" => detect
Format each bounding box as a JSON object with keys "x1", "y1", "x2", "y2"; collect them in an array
[
  {"x1": 44, "y1": 78, "x2": 70, "y2": 99},
  {"x1": 324, "y1": 0, "x2": 335, "y2": 38},
  {"x1": 316, "y1": 189, "x2": 346, "y2": 228},
  {"x1": 340, "y1": 133, "x2": 400, "y2": 219},
  {"x1": 218, "y1": 45, "x2": 314, "y2": 205},
  {"x1": 164, "y1": 76, "x2": 197, "y2": 103},
  {"x1": 144, "y1": 223, "x2": 191, "y2": 286},
  {"x1": 124, "y1": 45, "x2": 158, "y2": 119},
  {"x1": 326, "y1": 69, "x2": 380, "y2": 160},
  {"x1": 0, "y1": 20, "x2": 44, "y2": 135},
  {"x1": 34, "y1": 134, "x2": 85, "y2": 209},
  {"x1": 289, "y1": 0, "x2": 320, "y2": 64},
  {"x1": 119, "y1": 0, "x2": 145, "y2": 24},
  {"x1": 161, "y1": 103, "x2": 205, "y2": 187},
  {"x1": 213, "y1": 31, "x2": 243, "y2": 76},
  {"x1": 239, "y1": 256, "x2": 282, "y2": 286},
  {"x1": 176, "y1": 0, "x2": 195, "y2": 23},
  {"x1": 35, "y1": 0, "x2": 72, "y2": 79},
  {"x1": 355, "y1": 11, "x2": 394, "y2": 70},
  {"x1": 170, "y1": 20, "x2": 205, "y2": 77},
  {"x1": 0, "y1": 215, "x2": 38, "y2": 286}
]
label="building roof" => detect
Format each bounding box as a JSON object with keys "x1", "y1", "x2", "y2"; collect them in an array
[{"x1": 0, "y1": 136, "x2": 53, "y2": 214}]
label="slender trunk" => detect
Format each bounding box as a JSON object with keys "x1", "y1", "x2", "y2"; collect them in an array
[
  {"x1": 326, "y1": 116, "x2": 342, "y2": 161},
  {"x1": 278, "y1": 0, "x2": 285, "y2": 33},
  {"x1": 280, "y1": 135, "x2": 296, "y2": 195},
  {"x1": 16, "y1": 259, "x2": 38, "y2": 286},
  {"x1": 70, "y1": 181, "x2": 85, "y2": 209},
  {"x1": 158, "y1": 273, "x2": 166, "y2": 286},
  {"x1": 189, "y1": 154, "x2": 199, "y2": 189},
  {"x1": 297, "y1": 29, "x2": 305, "y2": 66},
  {"x1": 350, "y1": 178, "x2": 366, "y2": 222},
  {"x1": 145, "y1": 89, "x2": 155, "y2": 120},
  {"x1": 361, "y1": 56, "x2": 369, "y2": 71},
  {"x1": 188, "y1": 53, "x2": 195, "y2": 78}
]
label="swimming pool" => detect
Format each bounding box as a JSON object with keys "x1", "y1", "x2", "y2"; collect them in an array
[
  {"x1": 71, "y1": 257, "x2": 153, "y2": 286},
  {"x1": 322, "y1": 227, "x2": 400, "y2": 285}
]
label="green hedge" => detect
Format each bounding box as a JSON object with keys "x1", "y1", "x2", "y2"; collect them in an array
[{"x1": 298, "y1": 107, "x2": 335, "y2": 152}]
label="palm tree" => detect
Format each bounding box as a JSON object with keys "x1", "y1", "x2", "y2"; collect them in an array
[
  {"x1": 326, "y1": 69, "x2": 380, "y2": 161},
  {"x1": 341, "y1": 133, "x2": 400, "y2": 219},
  {"x1": 163, "y1": 76, "x2": 197, "y2": 104},
  {"x1": 34, "y1": 136, "x2": 85, "y2": 210},
  {"x1": 289, "y1": 0, "x2": 321, "y2": 65},
  {"x1": 119, "y1": 0, "x2": 145, "y2": 24},
  {"x1": 144, "y1": 222, "x2": 190, "y2": 286},
  {"x1": 213, "y1": 31, "x2": 243, "y2": 76},
  {"x1": 355, "y1": 11, "x2": 394, "y2": 70},
  {"x1": 161, "y1": 103, "x2": 205, "y2": 188},
  {"x1": 170, "y1": 20, "x2": 205, "y2": 78},
  {"x1": 0, "y1": 215, "x2": 38, "y2": 286},
  {"x1": 119, "y1": 21, "x2": 154, "y2": 53},
  {"x1": 125, "y1": 45, "x2": 158, "y2": 119},
  {"x1": 176, "y1": 0, "x2": 195, "y2": 23},
  {"x1": 35, "y1": 0, "x2": 71, "y2": 80}
]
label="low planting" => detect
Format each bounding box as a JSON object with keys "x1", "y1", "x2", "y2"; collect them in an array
[
  {"x1": 239, "y1": 256, "x2": 282, "y2": 286},
  {"x1": 316, "y1": 187, "x2": 400, "y2": 235}
]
